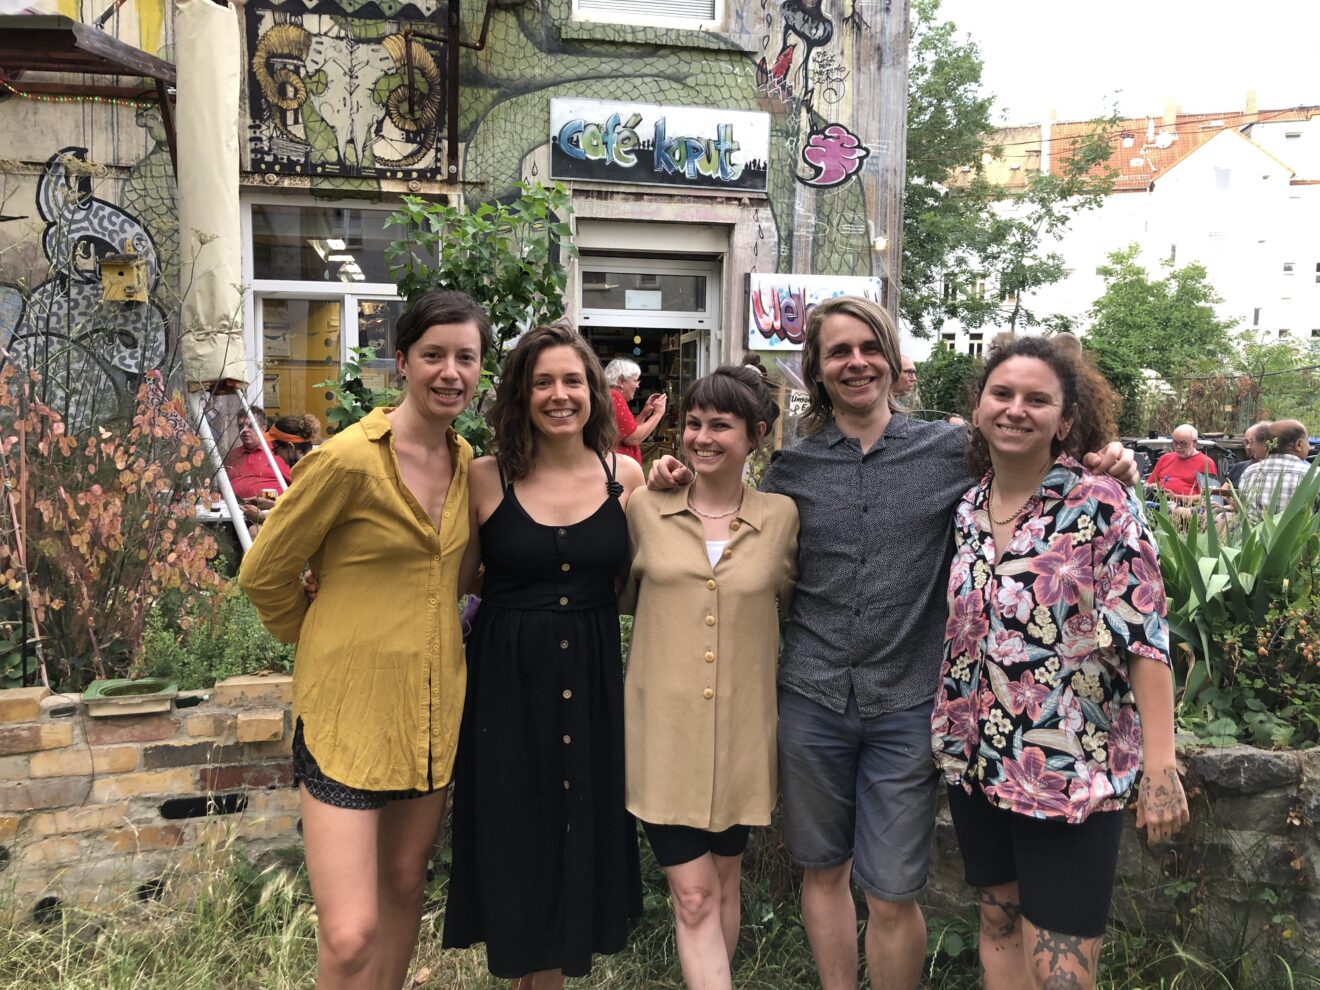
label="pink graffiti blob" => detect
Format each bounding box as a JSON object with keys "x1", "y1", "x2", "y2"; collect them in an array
[{"x1": 801, "y1": 123, "x2": 870, "y2": 187}]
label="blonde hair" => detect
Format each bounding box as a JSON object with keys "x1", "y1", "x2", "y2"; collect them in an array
[{"x1": 799, "y1": 296, "x2": 902, "y2": 435}]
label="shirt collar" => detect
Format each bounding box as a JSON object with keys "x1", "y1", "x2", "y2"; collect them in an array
[
  {"x1": 1265, "y1": 452, "x2": 1306, "y2": 463},
  {"x1": 657, "y1": 484, "x2": 766, "y2": 531},
  {"x1": 821, "y1": 411, "x2": 911, "y2": 448},
  {"x1": 361, "y1": 406, "x2": 394, "y2": 441}
]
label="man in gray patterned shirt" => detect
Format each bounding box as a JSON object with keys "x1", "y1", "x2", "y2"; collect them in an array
[{"x1": 650, "y1": 297, "x2": 1134, "y2": 990}]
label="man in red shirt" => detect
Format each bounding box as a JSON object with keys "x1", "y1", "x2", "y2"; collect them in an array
[
  {"x1": 1147, "y1": 423, "x2": 1217, "y2": 496},
  {"x1": 224, "y1": 408, "x2": 291, "y2": 499}
]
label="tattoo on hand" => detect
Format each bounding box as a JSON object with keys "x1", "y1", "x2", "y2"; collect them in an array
[
  {"x1": 1034, "y1": 930, "x2": 1092, "y2": 974},
  {"x1": 1041, "y1": 973, "x2": 1084, "y2": 990},
  {"x1": 976, "y1": 888, "x2": 1021, "y2": 938}
]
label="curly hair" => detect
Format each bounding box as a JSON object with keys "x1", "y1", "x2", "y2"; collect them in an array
[
  {"x1": 967, "y1": 335, "x2": 1118, "y2": 478},
  {"x1": 680, "y1": 364, "x2": 780, "y2": 447},
  {"x1": 487, "y1": 323, "x2": 618, "y2": 483},
  {"x1": 799, "y1": 296, "x2": 903, "y2": 436}
]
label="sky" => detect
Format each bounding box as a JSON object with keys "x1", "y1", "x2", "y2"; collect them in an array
[{"x1": 935, "y1": 0, "x2": 1320, "y2": 124}]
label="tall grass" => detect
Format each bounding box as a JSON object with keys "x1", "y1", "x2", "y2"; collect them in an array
[{"x1": 0, "y1": 833, "x2": 1314, "y2": 989}]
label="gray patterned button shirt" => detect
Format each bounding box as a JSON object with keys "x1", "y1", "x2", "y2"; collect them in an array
[{"x1": 761, "y1": 415, "x2": 973, "y2": 718}]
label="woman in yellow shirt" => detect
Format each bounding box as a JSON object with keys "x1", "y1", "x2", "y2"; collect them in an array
[
  {"x1": 622, "y1": 365, "x2": 798, "y2": 990},
  {"x1": 239, "y1": 290, "x2": 490, "y2": 990}
]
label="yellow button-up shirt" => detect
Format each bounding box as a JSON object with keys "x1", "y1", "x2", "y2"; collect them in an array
[
  {"x1": 621, "y1": 486, "x2": 798, "y2": 830},
  {"x1": 238, "y1": 408, "x2": 471, "y2": 792}
]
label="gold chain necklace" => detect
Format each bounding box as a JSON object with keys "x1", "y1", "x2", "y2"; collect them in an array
[
  {"x1": 687, "y1": 486, "x2": 744, "y2": 520},
  {"x1": 988, "y1": 477, "x2": 1038, "y2": 526}
]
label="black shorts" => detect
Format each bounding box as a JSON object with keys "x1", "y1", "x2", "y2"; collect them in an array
[
  {"x1": 292, "y1": 718, "x2": 435, "y2": 811},
  {"x1": 640, "y1": 821, "x2": 751, "y2": 868},
  {"x1": 946, "y1": 784, "x2": 1123, "y2": 938}
]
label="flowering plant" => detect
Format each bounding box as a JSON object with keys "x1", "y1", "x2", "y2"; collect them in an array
[{"x1": 0, "y1": 364, "x2": 225, "y2": 689}]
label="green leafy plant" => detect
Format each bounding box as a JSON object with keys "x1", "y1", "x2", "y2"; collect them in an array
[
  {"x1": 1148, "y1": 467, "x2": 1320, "y2": 746},
  {"x1": 384, "y1": 182, "x2": 577, "y2": 451},
  {"x1": 313, "y1": 346, "x2": 402, "y2": 433},
  {"x1": 139, "y1": 580, "x2": 295, "y2": 689}
]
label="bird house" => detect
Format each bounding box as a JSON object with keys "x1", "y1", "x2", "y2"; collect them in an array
[{"x1": 98, "y1": 252, "x2": 149, "y2": 303}]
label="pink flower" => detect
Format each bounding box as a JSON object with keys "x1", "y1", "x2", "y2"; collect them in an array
[
  {"x1": 1064, "y1": 475, "x2": 1116, "y2": 508},
  {"x1": 1057, "y1": 687, "x2": 1084, "y2": 733},
  {"x1": 946, "y1": 590, "x2": 989, "y2": 659},
  {"x1": 1006, "y1": 515, "x2": 1050, "y2": 555},
  {"x1": 995, "y1": 575, "x2": 1033, "y2": 623},
  {"x1": 1107, "y1": 705, "x2": 1142, "y2": 776},
  {"x1": 1057, "y1": 611, "x2": 1099, "y2": 663},
  {"x1": 989, "y1": 628, "x2": 1031, "y2": 666},
  {"x1": 1001, "y1": 669, "x2": 1050, "y2": 720},
  {"x1": 989, "y1": 747, "x2": 1073, "y2": 817},
  {"x1": 1067, "y1": 760, "x2": 1116, "y2": 815},
  {"x1": 1130, "y1": 542, "x2": 1166, "y2": 615},
  {"x1": 1096, "y1": 560, "x2": 1130, "y2": 614},
  {"x1": 939, "y1": 693, "x2": 978, "y2": 746},
  {"x1": 1027, "y1": 534, "x2": 1093, "y2": 607}
]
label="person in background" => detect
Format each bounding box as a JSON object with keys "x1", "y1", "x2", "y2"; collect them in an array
[
  {"x1": 933, "y1": 335, "x2": 1187, "y2": 990},
  {"x1": 240, "y1": 289, "x2": 491, "y2": 990},
  {"x1": 225, "y1": 407, "x2": 291, "y2": 499},
  {"x1": 1225, "y1": 421, "x2": 1271, "y2": 490},
  {"x1": 893, "y1": 355, "x2": 918, "y2": 403},
  {"x1": 605, "y1": 357, "x2": 668, "y2": 464},
  {"x1": 622, "y1": 365, "x2": 798, "y2": 990},
  {"x1": 1146, "y1": 423, "x2": 1217, "y2": 498},
  {"x1": 268, "y1": 413, "x2": 321, "y2": 470},
  {"x1": 1239, "y1": 419, "x2": 1318, "y2": 522}
]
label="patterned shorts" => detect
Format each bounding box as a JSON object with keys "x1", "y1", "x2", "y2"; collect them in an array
[{"x1": 292, "y1": 718, "x2": 434, "y2": 811}]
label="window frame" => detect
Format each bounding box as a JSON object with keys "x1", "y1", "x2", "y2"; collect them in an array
[{"x1": 571, "y1": 0, "x2": 721, "y2": 30}]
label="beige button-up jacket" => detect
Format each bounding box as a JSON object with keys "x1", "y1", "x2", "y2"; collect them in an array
[{"x1": 621, "y1": 486, "x2": 798, "y2": 831}]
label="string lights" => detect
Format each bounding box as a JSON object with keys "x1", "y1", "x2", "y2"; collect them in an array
[{"x1": 0, "y1": 77, "x2": 157, "y2": 111}]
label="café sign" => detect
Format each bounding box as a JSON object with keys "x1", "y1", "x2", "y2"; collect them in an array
[{"x1": 550, "y1": 98, "x2": 769, "y2": 192}]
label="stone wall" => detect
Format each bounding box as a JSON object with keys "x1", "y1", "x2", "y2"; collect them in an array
[
  {"x1": 0, "y1": 675, "x2": 299, "y2": 921},
  {"x1": 925, "y1": 742, "x2": 1320, "y2": 971}
]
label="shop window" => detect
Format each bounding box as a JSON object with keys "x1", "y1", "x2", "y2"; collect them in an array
[{"x1": 245, "y1": 199, "x2": 406, "y2": 436}]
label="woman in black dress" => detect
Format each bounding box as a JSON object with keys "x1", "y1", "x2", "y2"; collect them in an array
[{"x1": 443, "y1": 323, "x2": 645, "y2": 988}]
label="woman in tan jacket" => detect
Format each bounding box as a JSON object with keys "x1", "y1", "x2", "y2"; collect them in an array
[{"x1": 622, "y1": 365, "x2": 798, "y2": 990}]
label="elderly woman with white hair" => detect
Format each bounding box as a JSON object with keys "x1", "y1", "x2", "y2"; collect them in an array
[{"x1": 606, "y1": 357, "x2": 668, "y2": 464}]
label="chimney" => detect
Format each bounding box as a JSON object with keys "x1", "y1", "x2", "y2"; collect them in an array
[
  {"x1": 1163, "y1": 96, "x2": 1178, "y2": 127},
  {"x1": 1245, "y1": 89, "x2": 1259, "y2": 119}
]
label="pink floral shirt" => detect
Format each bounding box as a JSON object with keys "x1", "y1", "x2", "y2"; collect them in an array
[{"x1": 931, "y1": 456, "x2": 1170, "y2": 823}]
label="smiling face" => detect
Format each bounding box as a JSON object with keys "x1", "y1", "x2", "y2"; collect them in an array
[
  {"x1": 972, "y1": 356, "x2": 1071, "y2": 466},
  {"x1": 682, "y1": 405, "x2": 762, "y2": 480},
  {"x1": 395, "y1": 320, "x2": 483, "y2": 423},
  {"x1": 530, "y1": 345, "x2": 592, "y2": 440},
  {"x1": 815, "y1": 313, "x2": 894, "y2": 419}
]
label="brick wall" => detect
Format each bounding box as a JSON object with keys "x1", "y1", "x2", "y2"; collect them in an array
[{"x1": 0, "y1": 675, "x2": 299, "y2": 921}]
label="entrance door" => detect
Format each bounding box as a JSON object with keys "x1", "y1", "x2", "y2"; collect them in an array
[{"x1": 578, "y1": 256, "x2": 721, "y2": 456}]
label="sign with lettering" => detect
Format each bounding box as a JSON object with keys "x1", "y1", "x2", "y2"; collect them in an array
[
  {"x1": 746, "y1": 274, "x2": 885, "y2": 351},
  {"x1": 550, "y1": 98, "x2": 770, "y2": 192}
]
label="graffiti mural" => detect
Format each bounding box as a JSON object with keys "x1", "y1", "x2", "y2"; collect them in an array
[
  {"x1": 2, "y1": 149, "x2": 168, "y2": 428},
  {"x1": 246, "y1": 0, "x2": 449, "y2": 182},
  {"x1": 747, "y1": 273, "x2": 883, "y2": 349}
]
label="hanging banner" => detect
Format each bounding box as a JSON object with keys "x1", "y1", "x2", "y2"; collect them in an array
[
  {"x1": 746, "y1": 274, "x2": 884, "y2": 351},
  {"x1": 550, "y1": 98, "x2": 769, "y2": 192}
]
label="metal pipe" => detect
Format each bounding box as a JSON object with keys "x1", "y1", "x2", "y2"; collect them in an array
[{"x1": 189, "y1": 392, "x2": 252, "y2": 553}]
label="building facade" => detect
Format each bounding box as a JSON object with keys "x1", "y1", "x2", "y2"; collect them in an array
[{"x1": 0, "y1": 0, "x2": 912, "y2": 440}]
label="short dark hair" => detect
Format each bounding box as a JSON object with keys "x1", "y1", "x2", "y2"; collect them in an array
[
  {"x1": 395, "y1": 290, "x2": 493, "y2": 359},
  {"x1": 488, "y1": 322, "x2": 618, "y2": 482},
  {"x1": 680, "y1": 364, "x2": 779, "y2": 446},
  {"x1": 967, "y1": 335, "x2": 1118, "y2": 477},
  {"x1": 237, "y1": 407, "x2": 267, "y2": 428}
]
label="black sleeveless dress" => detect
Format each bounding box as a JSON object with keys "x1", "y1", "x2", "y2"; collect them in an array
[{"x1": 442, "y1": 454, "x2": 641, "y2": 978}]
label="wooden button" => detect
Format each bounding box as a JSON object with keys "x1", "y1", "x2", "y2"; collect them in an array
[
  {"x1": 704, "y1": 651, "x2": 715, "y2": 663},
  {"x1": 561, "y1": 562, "x2": 571, "y2": 572},
  {"x1": 562, "y1": 689, "x2": 572, "y2": 700},
  {"x1": 722, "y1": 548, "x2": 732, "y2": 559},
  {"x1": 559, "y1": 596, "x2": 569, "y2": 606},
  {"x1": 563, "y1": 734, "x2": 571, "y2": 745},
  {"x1": 705, "y1": 615, "x2": 716, "y2": 626},
  {"x1": 706, "y1": 579, "x2": 717, "y2": 590},
  {"x1": 560, "y1": 639, "x2": 569, "y2": 649},
  {"x1": 702, "y1": 687, "x2": 714, "y2": 699},
  {"x1": 729, "y1": 520, "x2": 740, "y2": 531}
]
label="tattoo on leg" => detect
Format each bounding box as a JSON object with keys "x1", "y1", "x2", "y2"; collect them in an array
[
  {"x1": 1041, "y1": 973, "x2": 1084, "y2": 990},
  {"x1": 1034, "y1": 930, "x2": 1092, "y2": 974},
  {"x1": 975, "y1": 888, "x2": 1021, "y2": 939}
]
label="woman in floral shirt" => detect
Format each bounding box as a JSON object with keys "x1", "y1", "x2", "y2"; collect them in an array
[{"x1": 931, "y1": 336, "x2": 1189, "y2": 990}]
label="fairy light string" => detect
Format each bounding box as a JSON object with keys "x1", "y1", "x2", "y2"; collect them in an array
[{"x1": 0, "y1": 77, "x2": 158, "y2": 111}]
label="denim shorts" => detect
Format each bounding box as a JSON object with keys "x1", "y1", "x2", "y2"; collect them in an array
[{"x1": 777, "y1": 689, "x2": 939, "y2": 902}]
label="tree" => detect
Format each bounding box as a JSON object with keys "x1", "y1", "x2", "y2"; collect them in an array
[
  {"x1": 902, "y1": 0, "x2": 1117, "y2": 337},
  {"x1": 1086, "y1": 244, "x2": 1237, "y2": 381},
  {"x1": 916, "y1": 346, "x2": 981, "y2": 418}
]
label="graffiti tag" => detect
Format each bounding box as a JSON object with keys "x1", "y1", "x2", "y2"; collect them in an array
[
  {"x1": 800, "y1": 123, "x2": 870, "y2": 187},
  {"x1": 558, "y1": 116, "x2": 744, "y2": 182}
]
